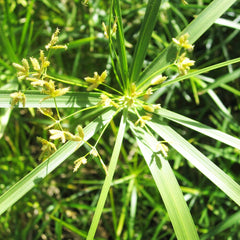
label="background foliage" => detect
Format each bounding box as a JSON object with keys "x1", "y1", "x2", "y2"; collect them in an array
[{"x1": 0, "y1": 0, "x2": 240, "y2": 239}]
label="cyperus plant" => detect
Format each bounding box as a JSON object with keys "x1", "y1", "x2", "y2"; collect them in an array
[{"x1": 0, "y1": 0, "x2": 240, "y2": 239}]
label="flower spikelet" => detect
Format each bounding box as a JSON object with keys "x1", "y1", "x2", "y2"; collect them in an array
[
  {"x1": 45, "y1": 28, "x2": 67, "y2": 50},
  {"x1": 10, "y1": 91, "x2": 26, "y2": 108},
  {"x1": 99, "y1": 94, "x2": 119, "y2": 108},
  {"x1": 143, "y1": 104, "x2": 154, "y2": 113},
  {"x1": 39, "y1": 50, "x2": 50, "y2": 69},
  {"x1": 30, "y1": 57, "x2": 41, "y2": 71},
  {"x1": 37, "y1": 137, "x2": 57, "y2": 161},
  {"x1": 49, "y1": 129, "x2": 66, "y2": 143},
  {"x1": 172, "y1": 33, "x2": 193, "y2": 50},
  {"x1": 144, "y1": 88, "x2": 153, "y2": 100},
  {"x1": 135, "y1": 115, "x2": 152, "y2": 128},
  {"x1": 45, "y1": 28, "x2": 60, "y2": 50},
  {"x1": 90, "y1": 147, "x2": 98, "y2": 157},
  {"x1": 77, "y1": 125, "x2": 84, "y2": 140},
  {"x1": 176, "y1": 53, "x2": 195, "y2": 75},
  {"x1": 12, "y1": 59, "x2": 29, "y2": 80},
  {"x1": 151, "y1": 75, "x2": 167, "y2": 85},
  {"x1": 102, "y1": 22, "x2": 109, "y2": 39},
  {"x1": 73, "y1": 157, "x2": 87, "y2": 172},
  {"x1": 85, "y1": 70, "x2": 107, "y2": 91},
  {"x1": 41, "y1": 80, "x2": 70, "y2": 101},
  {"x1": 49, "y1": 129, "x2": 83, "y2": 143},
  {"x1": 26, "y1": 78, "x2": 47, "y2": 87},
  {"x1": 181, "y1": 0, "x2": 188, "y2": 5},
  {"x1": 155, "y1": 142, "x2": 169, "y2": 157}
]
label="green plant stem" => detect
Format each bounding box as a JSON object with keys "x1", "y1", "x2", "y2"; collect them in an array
[{"x1": 53, "y1": 97, "x2": 63, "y2": 130}]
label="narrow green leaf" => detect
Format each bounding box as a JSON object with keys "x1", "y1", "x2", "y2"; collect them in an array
[
  {"x1": 182, "y1": 0, "x2": 237, "y2": 44},
  {"x1": 160, "y1": 57, "x2": 240, "y2": 89},
  {"x1": 215, "y1": 17, "x2": 240, "y2": 30},
  {"x1": 132, "y1": 124, "x2": 199, "y2": 240},
  {"x1": 155, "y1": 108, "x2": 240, "y2": 150},
  {"x1": 50, "y1": 215, "x2": 88, "y2": 238},
  {"x1": 201, "y1": 210, "x2": 240, "y2": 240},
  {"x1": 0, "y1": 83, "x2": 18, "y2": 138},
  {"x1": 0, "y1": 109, "x2": 116, "y2": 215},
  {"x1": 114, "y1": 0, "x2": 129, "y2": 86},
  {"x1": 18, "y1": 0, "x2": 35, "y2": 55},
  {"x1": 147, "y1": 120, "x2": 240, "y2": 207},
  {"x1": 0, "y1": 22, "x2": 18, "y2": 63},
  {"x1": 130, "y1": 0, "x2": 161, "y2": 83},
  {"x1": 0, "y1": 90, "x2": 101, "y2": 108},
  {"x1": 87, "y1": 107, "x2": 128, "y2": 240},
  {"x1": 67, "y1": 37, "x2": 96, "y2": 49},
  {"x1": 200, "y1": 68, "x2": 240, "y2": 94}
]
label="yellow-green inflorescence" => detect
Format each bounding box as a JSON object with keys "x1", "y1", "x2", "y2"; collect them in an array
[
  {"x1": 172, "y1": 33, "x2": 195, "y2": 75},
  {"x1": 11, "y1": 29, "x2": 194, "y2": 172}
]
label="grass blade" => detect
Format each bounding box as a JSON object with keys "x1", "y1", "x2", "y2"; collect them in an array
[
  {"x1": 129, "y1": 0, "x2": 161, "y2": 83},
  {"x1": 114, "y1": 0, "x2": 129, "y2": 87},
  {"x1": 199, "y1": 68, "x2": 240, "y2": 94},
  {"x1": 160, "y1": 57, "x2": 240, "y2": 89},
  {"x1": 0, "y1": 109, "x2": 116, "y2": 215},
  {"x1": 132, "y1": 124, "x2": 199, "y2": 240},
  {"x1": 201, "y1": 210, "x2": 240, "y2": 240},
  {"x1": 155, "y1": 108, "x2": 240, "y2": 150},
  {"x1": 18, "y1": 0, "x2": 35, "y2": 55},
  {"x1": 147, "y1": 120, "x2": 240, "y2": 207},
  {"x1": 87, "y1": 107, "x2": 128, "y2": 240},
  {"x1": 0, "y1": 90, "x2": 101, "y2": 108}
]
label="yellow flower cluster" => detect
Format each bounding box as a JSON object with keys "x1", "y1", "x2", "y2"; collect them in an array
[
  {"x1": 84, "y1": 70, "x2": 107, "y2": 91},
  {"x1": 12, "y1": 29, "x2": 69, "y2": 103},
  {"x1": 172, "y1": 33, "x2": 195, "y2": 75},
  {"x1": 172, "y1": 33, "x2": 194, "y2": 51},
  {"x1": 10, "y1": 91, "x2": 26, "y2": 108},
  {"x1": 176, "y1": 53, "x2": 195, "y2": 75},
  {"x1": 45, "y1": 28, "x2": 67, "y2": 50}
]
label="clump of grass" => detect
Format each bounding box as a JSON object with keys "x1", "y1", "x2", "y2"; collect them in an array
[{"x1": 0, "y1": 0, "x2": 240, "y2": 239}]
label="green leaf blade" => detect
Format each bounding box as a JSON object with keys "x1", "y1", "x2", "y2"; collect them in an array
[
  {"x1": 132, "y1": 124, "x2": 199, "y2": 240},
  {"x1": 130, "y1": 0, "x2": 162, "y2": 83},
  {"x1": 148, "y1": 120, "x2": 240, "y2": 207},
  {"x1": 156, "y1": 108, "x2": 240, "y2": 150},
  {"x1": 0, "y1": 90, "x2": 101, "y2": 108},
  {"x1": 114, "y1": 0, "x2": 129, "y2": 86}
]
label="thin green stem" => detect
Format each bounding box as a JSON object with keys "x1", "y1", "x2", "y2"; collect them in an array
[{"x1": 53, "y1": 97, "x2": 63, "y2": 131}]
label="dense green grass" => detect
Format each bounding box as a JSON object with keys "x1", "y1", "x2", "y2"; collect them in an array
[{"x1": 1, "y1": 0, "x2": 240, "y2": 239}]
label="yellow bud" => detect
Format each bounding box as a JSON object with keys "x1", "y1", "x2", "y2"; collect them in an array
[
  {"x1": 73, "y1": 157, "x2": 87, "y2": 172},
  {"x1": 142, "y1": 115, "x2": 152, "y2": 121},
  {"x1": 49, "y1": 129, "x2": 66, "y2": 143},
  {"x1": 151, "y1": 75, "x2": 167, "y2": 85},
  {"x1": 112, "y1": 18, "x2": 117, "y2": 34},
  {"x1": 90, "y1": 147, "x2": 98, "y2": 157},
  {"x1": 38, "y1": 108, "x2": 53, "y2": 117},
  {"x1": 155, "y1": 142, "x2": 169, "y2": 157},
  {"x1": 102, "y1": 22, "x2": 109, "y2": 39},
  {"x1": 143, "y1": 105, "x2": 154, "y2": 113},
  {"x1": 172, "y1": 33, "x2": 193, "y2": 50},
  {"x1": 12, "y1": 63, "x2": 25, "y2": 72},
  {"x1": 77, "y1": 125, "x2": 84, "y2": 140},
  {"x1": 21, "y1": 58, "x2": 30, "y2": 71}
]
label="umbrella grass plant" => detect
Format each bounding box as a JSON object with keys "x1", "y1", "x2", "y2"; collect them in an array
[{"x1": 0, "y1": 0, "x2": 240, "y2": 239}]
